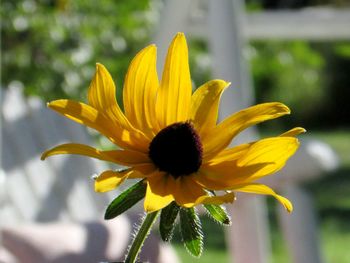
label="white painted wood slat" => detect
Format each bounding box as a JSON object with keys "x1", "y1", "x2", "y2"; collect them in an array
[
  {"x1": 186, "y1": 3, "x2": 350, "y2": 40},
  {"x1": 245, "y1": 8, "x2": 350, "y2": 40},
  {"x1": 1, "y1": 87, "x2": 110, "y2": 224}
]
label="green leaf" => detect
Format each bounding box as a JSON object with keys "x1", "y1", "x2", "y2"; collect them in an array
[
  {"x1": 159, "y1": 201, "x2": 180, "y2": 242},
  {"x1": 104, "y1": 180, "x2": 146, "y2": 220},
  {"x1": 179, "y1": 208, "x2": 203, "y2": 258},
  {"x1": 203, "y1": 204, "x2": 231, "y2": 226}
]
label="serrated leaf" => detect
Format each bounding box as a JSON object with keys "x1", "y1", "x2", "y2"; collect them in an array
[
  {"x1": 104, "y1": 180, "x2": 146, "y2": 220},
  {"x1": 159, "y1": 201, "x2": 180, "y2": 242},
  {"x1": 179, "y1": 208, "x2": 203, "y2": 258},
  {"x1": 203, "y1": 204, "x2": 231, "y2": 225}
]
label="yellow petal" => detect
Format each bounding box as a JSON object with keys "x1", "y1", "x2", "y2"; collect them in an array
[
  {"x1": 87, "y1": 64, "x2": 150, "y2": 151},
  {"x1": 156, "y1": 32, "x2": 192, "y2": 128},
  {"x1": 123, "y1": 45, "x2": 159, "y2": 136},
  {"x1": 203, "y1": 102, "x2": 290, "y2": 158},
  {"x1": 197, "y1": 137, "x2": 299, "y2": 190},
  {"x1": 236, "y1": 137, "x2": 299, "y2": 181},
  {"x1": 41, "y1": 143, "x2": 151, "y2": 166},
  {"x1": 233, "y1": 183, "x2": 293, "y2": 213},
  {"x1": 204, "y1": 143, "x2": 250, "y2": 164},
  {"x1": 190, "y1": 80, "x2": 230, "y2": 138},
  {"x1": 94, "y1": 169, "x2": 134, "y2": 192},
  {"x1": 132, "y1": 163, "x2": 158, "y2": 175},
  {"x1": 88, "y1": 63, "x2": 130, "y2": 129},
  {"x1": 41, "y1": 143, "x2": 110, "y2": 161},
  {"x1": 48, "y1": 99, "x2": 114, "y2": 138},
  {"x1": 144, "y1": 172, "x2": 175, "y2": 212},
  {"x1": 47, "y1": 99, "x2": 149, "y2": 152},
  {"x1": 171, "y1": 175, "x2": 235, "y2": 208},
  {"x1": 195, "y1": 163, "x2": 268, "y2": 190},
  {"x1": 279, "y1": 127, "x2": 306, "y2": 137},
  {"x1": 172, "y1": 176, "x2": 206, "y2": 207},
  {"x1": 103, "y1": 149, "x2": 151, "y2": 165},
  {"x1": 195, "y1": 192, "x2": 235, "y2": 206}
]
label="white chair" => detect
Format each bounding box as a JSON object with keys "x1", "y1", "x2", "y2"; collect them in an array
[{"x1": 0, "y1": 86, "x2": 179, "y2": 263}]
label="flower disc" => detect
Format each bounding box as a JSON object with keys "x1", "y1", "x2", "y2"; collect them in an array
[{"x1": 149, "y1": 122, "x2": 203, "y2": 178}]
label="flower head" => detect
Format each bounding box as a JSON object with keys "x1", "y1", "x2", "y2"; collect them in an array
[{"x1": 42, "y1": 33, "x2": 304, "y2": 214}]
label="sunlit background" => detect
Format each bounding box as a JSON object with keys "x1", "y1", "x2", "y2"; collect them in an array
[{"x1": 1, "y1": 0, "x2": 350, "y2": 263}]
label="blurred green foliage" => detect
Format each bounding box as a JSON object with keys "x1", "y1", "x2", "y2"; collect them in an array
[
  {"x1": 188, "y1": 39, "x2": 212, "y2": 89},
  {"x1": 248, "y1": 40, "x2": 350, "y2": 129},
  {"x1": 2, "y1": 0, "x2": 350, "y2": 129},
  {"x1": 1, "y1": 0, "x2": 157, "y2": 101},
  {"x1": 334, "y1": 43, "x2": 350, "y2": 58},
  {"x1": 250, "y1": 41, "x2": 326, "y2": 122}
]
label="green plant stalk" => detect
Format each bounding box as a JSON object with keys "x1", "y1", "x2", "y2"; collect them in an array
[{"x1": 125, "y1": 210, "x2": 160, "y2": 263}]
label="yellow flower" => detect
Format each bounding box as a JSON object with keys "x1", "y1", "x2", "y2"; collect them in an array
[{"x1": 42, "y1": 33, "x2": 304, "y2": 213}]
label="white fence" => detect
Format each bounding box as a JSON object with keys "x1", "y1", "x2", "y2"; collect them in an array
[{"x1": 154, "y1": 1, "x2": 341, "y2": 263}]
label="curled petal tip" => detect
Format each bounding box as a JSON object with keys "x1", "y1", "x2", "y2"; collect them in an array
[
  {"x1": 208, "y1": 79, "x2": 231, "y2": 89},
  {"x1": 214, "y1": 79, "x2": 231, "y2": 88},
  {"x1": 95, "y1": 63, "x2": 106, "y2": 70},
  {"x1": 292, "y1": 127, "x2": 306, "y2": 135},
  {"x1": 40, "y1": 153, "x2": 46, "y2": 161},
  {"x1": 286, "y1": 203, "x2": 293, "y2": 213},
  {"x1": 280, "y1": 127, "x2": 307, "y2": 137},
  {"x1": 299, "y1": 127, "x2": 307, "y2": 133},
  {"x1": 280, "y1": 103, "x2": 291, "y2": 114}
]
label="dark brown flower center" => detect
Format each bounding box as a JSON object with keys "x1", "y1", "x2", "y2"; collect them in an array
[{"x1": 149, "y1": 122, "x2": 203, "y2": 178}]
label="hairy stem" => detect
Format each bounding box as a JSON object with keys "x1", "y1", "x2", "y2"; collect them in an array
[{"x1": 124, "y1": 210, "x2": 160, "y2": 263}]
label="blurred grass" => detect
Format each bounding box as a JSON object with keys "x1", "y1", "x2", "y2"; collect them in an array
[
  {"x1": 174, "y1": 245, "x2": 229, "y2": 263},
  {"x1": 322, "y1": 218, "x2": 350, "y2": 263},
  {"x1": 307, "y1": 130, "x2": 350, "y2": 263},
  {"x1": 174, "y1": 129, "x2": 350, "y2": 262}
]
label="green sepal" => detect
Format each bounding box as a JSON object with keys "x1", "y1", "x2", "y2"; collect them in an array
[
  {"x1": 159, "y1": 201, "x2": 180, "y2": 242},
  {"x1": 179, "y1": 208, "x2": 203, "y2": 258},
  {"x1": 203, "y1": 204, "x2": 231, "y2": 226},
  {"x1": 104, "y1": 180, "x2": 146, "y2": 220}
]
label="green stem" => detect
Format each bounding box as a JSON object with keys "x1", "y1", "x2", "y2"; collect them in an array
[{"x1": 125, "y1": 210, "x2": 160, "y2": 263}]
